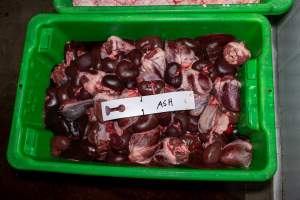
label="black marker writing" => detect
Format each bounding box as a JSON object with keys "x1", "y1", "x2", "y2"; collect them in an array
[
  {"x1": 156, "y1": 98, "x2": 173, "y2": 110},
  {"x1": 168, "y1": 98, "x2": 173, "y2": 106}
]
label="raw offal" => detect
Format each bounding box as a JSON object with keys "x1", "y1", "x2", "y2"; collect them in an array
[
  {"x1": 46, "y1": 34, "x2": 253, "y2": 169},
  {"x1": 73, "y1": 0, "x2": 260, "y2": 6}
]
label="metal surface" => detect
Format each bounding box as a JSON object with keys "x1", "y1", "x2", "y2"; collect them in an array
[
  {"x1": 272, "y1": 25, "x2": 283, "y2": 200},
  {"x1": 277, "y1": 1, "x2": 300, "y2": 199}
]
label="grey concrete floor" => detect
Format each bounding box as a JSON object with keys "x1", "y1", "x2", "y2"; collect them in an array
[{"x1": 0, "y1": 1, "x2": 274, "y2": 200}]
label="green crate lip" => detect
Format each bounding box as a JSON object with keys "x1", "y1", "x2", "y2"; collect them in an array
[
  {"x1": 53, "y1": 0, "x2": 293, "y2": 15},
  {"x1": 7, "y1": 13, "x2": 276, "y2": 181}
]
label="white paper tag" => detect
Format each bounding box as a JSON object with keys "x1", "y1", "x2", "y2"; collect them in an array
[{"x1": 101, "y1": 91, "x2": 195, "y2": 121}]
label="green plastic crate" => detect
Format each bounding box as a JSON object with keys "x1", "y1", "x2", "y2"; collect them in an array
[
  {"x1": 54, "y1": 0, "x2": 293, "y2": 15},
  {"x1": 7, "y1": 13, "x2": 276, "y2": 181}
]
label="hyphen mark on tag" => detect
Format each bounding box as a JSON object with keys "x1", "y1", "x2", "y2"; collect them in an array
[
  {"x1": 101, "y1": 91, "x2": 195, "y2": 121},
  {"x1": 105, "y1": 104, "x2": 125, "y2": 116}
]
